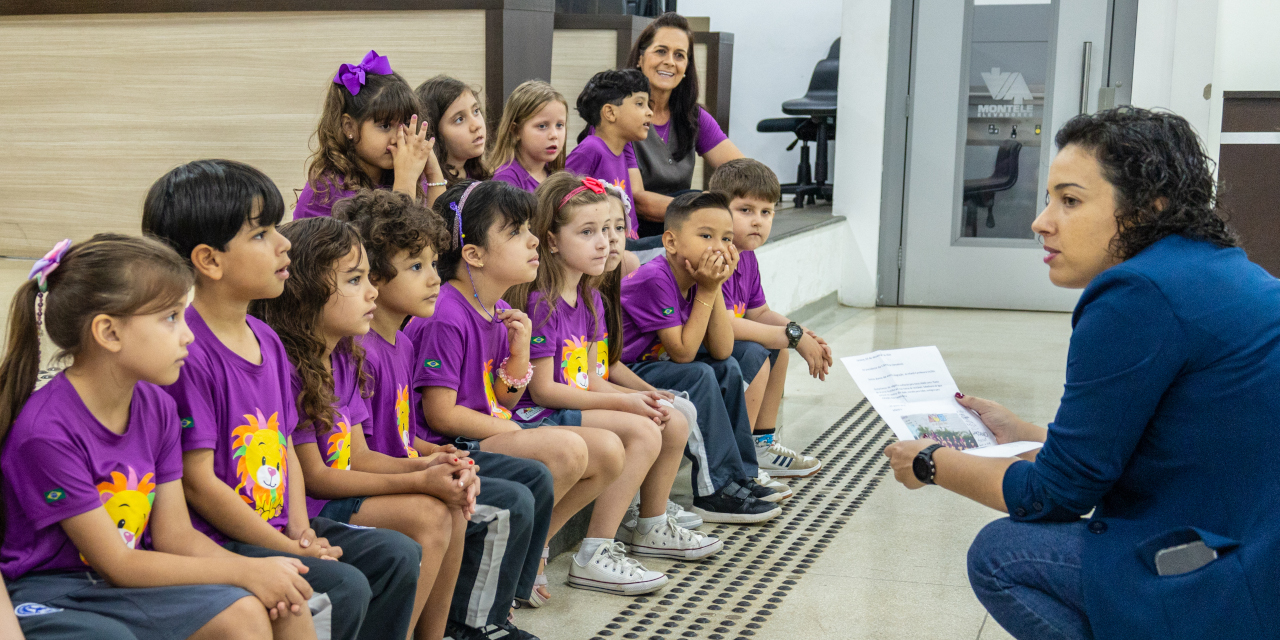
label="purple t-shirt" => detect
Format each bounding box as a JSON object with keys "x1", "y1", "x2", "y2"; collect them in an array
[
  {"x1": 722, "y1": 250, "x2": 767, "y2": 318},
  {"x1": 565, "y1": 135, "x2": 639, "y2": 239},
  {"x1": 513, "y1": 288, "x2": 605, "y2": 421},
  {"x1": 651, "y1": 106, "x2": 728, "y2": 156},
  {"x1": 294, "y1": 173, "x2": 429, "y2": 219},
  {"x1": 357, "y1": 330, "x2": 421, "y2": 459},
  {"x1": 405, "y1": 283, "x2": 514, "y2": 442},
  {"x1": 1, "y1": 375, "x2": 184, "y2": 580},
  {"x1": 161, "y1": 307, "x2": 297, "y2": 544},
  {"x1": 290, "y1": 350, "x2": 370, "y2": 518},
  {"x1": 492, "y1": 161, "x2": 544, "y2": 194},
  {"x1": 620, "y1": 256, "x2": 696, "y2": 364}
]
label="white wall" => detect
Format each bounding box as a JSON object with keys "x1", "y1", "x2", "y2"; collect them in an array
[
  {"x1": 1131, "y1": 0, "x2": 1220, "y2": 141},
  {"x1": 833, "y1": 0, "x2": 893, "y2": 307},
  {"x1": 1131, "y1": 0, "x2": 1280, "y2": 159},
  {"x1": 680, "y1": 0, "x2": 844, "y2": 184},
  {"x1": 756, "y1": 224, "x2": 847, "y2": 316}
]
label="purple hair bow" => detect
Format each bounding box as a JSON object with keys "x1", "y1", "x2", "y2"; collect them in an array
[
  {"x1": 333, "y1": 50, "x2": 393, "y2": 96},
  {"x1": 29, "y1": 239, "x2": 71, "y2": 292}
]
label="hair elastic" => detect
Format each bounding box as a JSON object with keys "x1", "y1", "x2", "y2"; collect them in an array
[
  {"x1": 29, "y1": 239, "x2": 71, "y2": 293},
  {"x1": 558, "y1": 177, "x2": 607, "y2": 211}
]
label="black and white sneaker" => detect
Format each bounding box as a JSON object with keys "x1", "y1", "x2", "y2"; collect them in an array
[
  {"x1": 445, "y1": 621, "x2": 540, "y2": 640},
  {"x1": 743, "y1": 477, "x2": 789, "y2": 503},
  {"x1": 691, "y1": 481, "x2": 782, "y2": 524}
]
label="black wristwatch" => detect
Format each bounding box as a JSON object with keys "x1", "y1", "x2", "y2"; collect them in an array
[
  {"x1": 912, "y1": 444, "x2": 944, "y2": 485},
  {"x1": 785, "y1": 322, "x2": 803, "y2": 349}
]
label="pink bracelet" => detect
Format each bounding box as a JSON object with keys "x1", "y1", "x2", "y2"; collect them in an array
[{"x1": 497, "y1": 357, "x2": 533, "y2": 388}]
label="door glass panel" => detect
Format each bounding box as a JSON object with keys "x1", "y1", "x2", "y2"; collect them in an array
[{"x1": 959, "y1": 0, "x2": 1054, "y2": 240}]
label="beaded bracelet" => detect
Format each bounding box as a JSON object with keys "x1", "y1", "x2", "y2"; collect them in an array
[
  {"x1": 497, "y1": 357, "x2": 533, "y2": 388},
  {"x1": 425, "y1": 181, "x2": 447, "y2": 188}
]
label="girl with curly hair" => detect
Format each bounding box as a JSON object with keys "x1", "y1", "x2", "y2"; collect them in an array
[{"x1": 252, "y1": 216, "x2": 473, "y2": 640}]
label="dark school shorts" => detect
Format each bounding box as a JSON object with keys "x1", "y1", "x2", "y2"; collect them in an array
[
  {"x1": 514, "y1": 408, "x2": 584, "y2": 429},
  {"x1": 317, "y1": 496, "x2": 369, "y2": 524},
  {"x1": 8, "y1": 570, "x2": 251, "y2": 640}
]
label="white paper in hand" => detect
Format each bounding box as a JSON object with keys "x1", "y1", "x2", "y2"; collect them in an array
[{"x1": 841, "y1": 346, "x2": 1041, "y2": 457}]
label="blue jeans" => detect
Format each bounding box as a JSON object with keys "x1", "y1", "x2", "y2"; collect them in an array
[{"x1": 967, "y1": 518, "x2": 1093, "y2": 640}]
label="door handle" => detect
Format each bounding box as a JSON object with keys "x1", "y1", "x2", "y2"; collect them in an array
[{"x1": 1079, "y1": 41, "x2": 1093, "y2": 114}]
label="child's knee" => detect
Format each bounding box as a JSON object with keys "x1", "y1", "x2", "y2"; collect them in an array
[
  {"x1": 546, "y1": 431, "x2": 590, "y2": 479},
  {"x1": 663, "y1": 413, "x2": 690, "y2": 450},
  {"x1": 600, "y1": 430, "x2": 627, "y2": 476},
  {"x1": 217, "y1": 595, "x2": 272, "y2": 638},
  {"x1": 408, "y1": 495, "x2": 454, "y2": 545}
]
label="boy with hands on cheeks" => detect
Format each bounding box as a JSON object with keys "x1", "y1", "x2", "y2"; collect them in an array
[
  {"x1": 620, "y1": 192, "x2": 782, "y2": 524},
  {"x1": 707, "y1": 159, "x2": 829, "y2": 481}
]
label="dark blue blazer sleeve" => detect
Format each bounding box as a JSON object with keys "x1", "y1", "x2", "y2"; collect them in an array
[{"x1": 1003, "y1": 268, "x2": 1190, "y2": 521}]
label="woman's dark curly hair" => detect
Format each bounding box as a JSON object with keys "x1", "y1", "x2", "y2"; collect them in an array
[
  {"x1": 1055, "y1": 107, "x2": 1236, "y2": 259},
  {"x1": 250, "y1": 217, "x2": 370, "y2": 439},
  {"x1": 334, "y1": 189, "x2": 452, "y2": 284}
]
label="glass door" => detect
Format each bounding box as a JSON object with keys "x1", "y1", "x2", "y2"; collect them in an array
[{"x1": 899, "y1": 0, "x2": 1111, "y2": 311}]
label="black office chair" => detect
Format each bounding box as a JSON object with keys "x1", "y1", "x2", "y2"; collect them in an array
[
  {"x1": 757, "y1": 39, "x2": 839, "y2": 208},
  {"x1": 962, "y1": 140, "x2": 1022, "y2": 236}
]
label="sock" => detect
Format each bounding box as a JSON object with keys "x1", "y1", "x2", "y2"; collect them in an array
[
  {"x1": 636, "y1": 514, "x2": 666, "y2": 535},
  {"x1": 755, "y1": 430, "x2": 775, "y2": 444},
  {"x1": 575, "y1": 538, "x2": 610, "y2": 564}
]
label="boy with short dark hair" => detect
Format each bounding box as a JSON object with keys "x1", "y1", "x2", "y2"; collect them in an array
[
  {"x1": 566, "y1": 68, "x2": 652, "y2": 242},
  {"x1": 708, "y1": 159, "x2": 832, "y2": 479},
  {"x1": 619, "y1": 192, "x2": 783, "y2": 524},
  {"x1": 143, "y1": 159, "x2": 421, "y2": 640},
  {"x1": 336, "y1": 190, "x2": 555, "y2": 640}
]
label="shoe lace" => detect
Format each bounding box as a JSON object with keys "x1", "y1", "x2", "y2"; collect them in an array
[
  {"x1": 601, "y1": 541, "x2": 648, "y2": 577},
  {"x1": 660, "y1": 515, "x2": 706, "y2": 543},
  {"x1": 768, "y1": 441, "x2": 800, "y2": 457},
  {"x1": 665, "y1": 500, "x2": 682, "y2": 517}
]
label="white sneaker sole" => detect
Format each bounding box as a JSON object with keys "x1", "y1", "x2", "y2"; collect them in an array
[
  {"x1": 630, "y1": 538, "x2": 724, "y2": 560},
  {"x1": 759, "y1": 459, "x2": 823, "y2": 478},
  {"x1": 758, "y1": 486, "x2": 793, "y2": 502},
  {"x1": 567, "y1": 572, "x2": 668, "y2": 595},
  {"x1": 691, "y1": 504, "x2": 782, "y2": 524},
  {"x1": 674, "y1": 515, "x2": 704, "y2": 529}
]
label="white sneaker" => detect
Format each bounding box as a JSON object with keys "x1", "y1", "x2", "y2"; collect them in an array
[
  {"x1": 617, "y1": 500, "x2": 705, "y2": 544},
  {"x1": 757, "y1": 469, "x2": 793, "y2": 501},
  {"x1": 568, "y1": 541, "x2": 668, "y2": 595},
  {"x1": 755, "y1": 435, "x2": 823, "y2": 478},
  {"x1": 630, "y1": 515, "x2": 723, "y2": 560},
  {"x1": 666, "y1": 499, "x2": 703, "y2": 529}
]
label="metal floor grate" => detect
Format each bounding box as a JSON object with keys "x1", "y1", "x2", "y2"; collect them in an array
[{"x1": 594, "y1": 400, "x2": 894, "y2": 640}]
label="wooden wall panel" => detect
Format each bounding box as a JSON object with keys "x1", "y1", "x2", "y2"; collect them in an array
[
  {"x1": 0, "y1": 11, "x2": 485, "y2": 257},
  {"x1": 550, "y1": 28, "x2": 618, "y2": 155}
]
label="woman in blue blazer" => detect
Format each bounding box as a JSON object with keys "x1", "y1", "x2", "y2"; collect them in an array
[{"x1": 885, "y1": 107, "x2": 1277, "y2": 640}]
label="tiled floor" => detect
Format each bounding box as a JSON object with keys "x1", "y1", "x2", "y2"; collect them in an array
[{"x1": 518, "y1": 304, "x2": 1074, "y2": 640}]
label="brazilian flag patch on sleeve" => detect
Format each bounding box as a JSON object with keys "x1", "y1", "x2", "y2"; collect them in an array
[
  {"x1": 180, "y1": 417, "x2": 194, "y2": 429},
  {"x1": 423, "y1": 358, "x2": 442, "y2": 369},
  {"x1": 531, "y1": 336, "x2": 547, "y2": 345},
  {"x1": 662, "y1": 307, "x2": 675, "y2": 316},
  {"x1": 44, "y1": 488, "x2": 66, "y2": 504}
]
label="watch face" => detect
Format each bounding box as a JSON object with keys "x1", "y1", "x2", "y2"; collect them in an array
[
  {"x1": 912, "y1": 455, "x2": 931, "y2": 483},
  {"x1": 787, "y1": 325, "x2": 803, "y2": 339}
]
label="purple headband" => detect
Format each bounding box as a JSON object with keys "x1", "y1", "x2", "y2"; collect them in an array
[
  {"x1": 333, "y1": 50, "x2": 392, "y2": 96},
  {"x1": 449, "y1": 181, "x2": 483, "y2": 248}
]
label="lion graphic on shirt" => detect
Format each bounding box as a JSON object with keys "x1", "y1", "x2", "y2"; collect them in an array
[
  {"x1": 94, "y1": 466, "x2": 156, "y2": 552},
  {"x1": 560, "y1": 337, "x2": 591, "y2": 390},
  {"x1": 326, "y1": 418, "x2": 352, "y2": 470},
  {"x1": 482, "y1": 359, "x2": 513, "y2": 420},
  {"x1": 396, "y1": 385, "x2": 419, "y2": 457},
  {"x1": 731, "y1": 302, "x2": 747, "y2": 318},
  {"x1": 231, "y1": 409, "x2": 286, "y2": 520},
  {"x1": 596, "y1": 335, "x2": 609, "y2": 380}
]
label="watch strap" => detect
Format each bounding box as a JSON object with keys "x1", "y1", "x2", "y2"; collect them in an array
[
  {"x1": 914, "y1": 443, "x2": 944, "y2": 485},
  {"x1": 785, "y1": 322, "x2": 803, "y2": 349}
]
